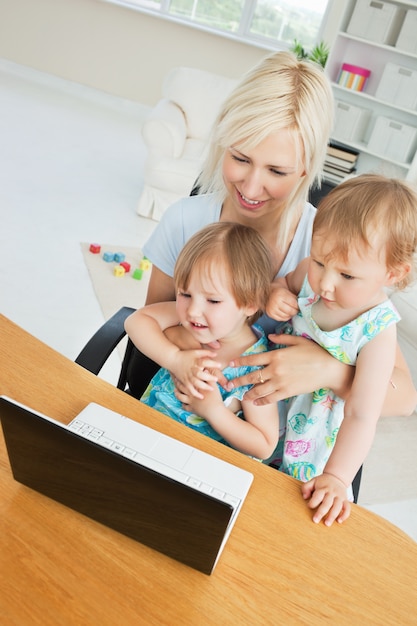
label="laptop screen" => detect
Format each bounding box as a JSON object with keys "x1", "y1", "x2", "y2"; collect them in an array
[{"x1": 0, "y1": 397, "x2": 253, "y2": 574}]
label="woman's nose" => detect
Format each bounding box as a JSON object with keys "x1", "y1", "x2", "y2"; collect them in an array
[{"x1": 241, "y1": 169, "x2": 263, "y2": 199}]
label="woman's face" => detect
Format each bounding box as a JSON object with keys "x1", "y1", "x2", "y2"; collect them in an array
[{"x1": 222, "y1": 129, "x2": 305, "y2": 220}]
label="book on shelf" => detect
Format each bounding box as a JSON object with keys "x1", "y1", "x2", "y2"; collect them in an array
[
  {"x1": 325, "y1": 154, "x2": 357, "y2": 171},
  {"x1": 322, "y1": 167, "x2": 356, "y2": 186},
  {"x1": 327, "y1": 142, "x2": 359, "y2": 163},
  {"x1": 323, "y1": 164, "x2": 357, "y2": 178}
]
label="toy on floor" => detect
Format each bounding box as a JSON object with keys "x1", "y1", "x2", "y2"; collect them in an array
[{"x1": 89, "y1": 244, "x2": 151, "y2": 279}]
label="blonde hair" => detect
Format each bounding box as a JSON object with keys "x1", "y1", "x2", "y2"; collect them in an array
[
  {"x1": 174, "y1": 222, "x2": 273, "y2": 323},
  {"x1": 313, "y1": 174, "x2": 417, "y2": 289},
  {"x1": 197, "y1": 51, "x2": 334, "y2": 250}
]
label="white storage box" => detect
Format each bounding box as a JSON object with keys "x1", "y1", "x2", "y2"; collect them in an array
[
  {"x1": 347, "y1": 0, "x2": 405, "y2": 45},
  {"x1": 396, "y1": 9, "x2": 417, "y2": 54},
  {"x1": 367, "y1": 116, "x2": 417, "y2": 163},
  {"x1": 333, "y1": 100, "x2": 371, "y2": 142},
  {"x1": 375, "y1": 63, "x2": 417, "y2": 110}
]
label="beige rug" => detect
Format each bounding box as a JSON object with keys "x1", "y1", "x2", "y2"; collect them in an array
[
  {"x1": 81, "y1": 242, "x2": 417, "y2": 506},
  {"x1": 81, "y1": 242, "x2": 151, "y2": 320}
]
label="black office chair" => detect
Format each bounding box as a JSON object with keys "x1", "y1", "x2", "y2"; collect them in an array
[{"x1": 75, "y1": 306, "x2": 363, "y2": 503}]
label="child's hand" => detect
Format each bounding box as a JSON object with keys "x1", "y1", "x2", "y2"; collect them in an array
[
  {"x1": 301, "y1": 472, "x2": 351, "y2": 526},
  {"x1": 170, "y1": 350, "x2": 221, "y2": 399},
  {"x1": 181, "y1": 383, "x2": 224, "y2": 421},
  {"x1": 266, "y1": 283, "x2": 299, "y2": 321}
]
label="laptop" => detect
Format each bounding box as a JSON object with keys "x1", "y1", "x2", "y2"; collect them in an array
[{"x1": 0, "y1": 396, "x2": 253, "y2": 574}]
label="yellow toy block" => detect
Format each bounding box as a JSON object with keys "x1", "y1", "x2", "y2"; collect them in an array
[
  {"x1": 139, "y1": 259, "x2": 151, "y2": 270},
  {"x1": 113, "y1": 265, "x2": 126, "y2": 277}
]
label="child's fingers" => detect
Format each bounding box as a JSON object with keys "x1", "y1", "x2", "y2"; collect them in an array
[{"x1": 336, "y1": 501, "x2": 351, "y2": 524}]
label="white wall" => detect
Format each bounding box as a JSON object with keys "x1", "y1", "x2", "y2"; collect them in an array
[
  {"x1": 0, "y1": 0, "x2": 344, "y2": 106},
  {"x1": 0, "y1": 0, "x2": 270, "y2": 105}
]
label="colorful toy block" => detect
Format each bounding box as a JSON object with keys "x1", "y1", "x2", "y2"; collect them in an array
[
  {"x1": 120, "y1": 261, "x2": 131, "y2": 273},
  {"x1": 132, "y1": 268, "x2": 144, "y2": 280},
  {"x1": 139, "y1": 259, "x2": 151, "y2": 270},
  {"x1": 114, "y1": 252, "x2": 126, "y2": 263},
  {"x1": 89, "y1": 243, "x2": 101, "y2": 254},
  {"x1": 103, "y1": 252, "x2": 115, "y2": 262},
  {"x1": 113, "y1": 265, "x2": 126, "y2": 277}
]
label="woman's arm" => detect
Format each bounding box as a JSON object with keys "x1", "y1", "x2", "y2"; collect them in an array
[
  {"x1": 145, "y1": 265, "x2": 176, "y2": 305},
  {"x1": 226, "y1": 334, "x2": 417, "y2": 417}
]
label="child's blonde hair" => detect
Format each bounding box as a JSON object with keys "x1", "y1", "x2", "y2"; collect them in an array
[
  {"x1": 174, "y1": 222, "x2": 273, "y2": 323},
  {"x1": 196, "y1": 51, "x2": 334, "y2": 250},
  {"x1": 313, "y1": 174, "x2": 417, "y2": 289}
]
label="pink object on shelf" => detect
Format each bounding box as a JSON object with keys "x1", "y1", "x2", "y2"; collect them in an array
[{"x1": 337, "y1": 63, "x2": 371, "y2": 92}]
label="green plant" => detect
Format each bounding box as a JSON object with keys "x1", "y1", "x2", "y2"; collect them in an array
[{"x1": 290, "y1": 39, "x2": 329, "y2": 68}]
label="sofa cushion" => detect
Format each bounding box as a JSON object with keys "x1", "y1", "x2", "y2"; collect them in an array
[
  {"x1": 162, "y1": 66, "x2": 237, "y2": 141},
  {"x1": 391, "y1": 286, "x2": 417, "y2": 387},
  {"x1": 142, "y1": 99, "x2": 187, "y2": 158}
]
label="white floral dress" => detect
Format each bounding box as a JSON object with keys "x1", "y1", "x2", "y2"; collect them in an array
[{"x1": 280, "y1": 277, "x2": 400, "y2": 484}]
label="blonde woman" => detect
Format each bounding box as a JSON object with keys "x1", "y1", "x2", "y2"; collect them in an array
[{"x1": 128, "y1": 51, "x2": 416, "y2": 425}]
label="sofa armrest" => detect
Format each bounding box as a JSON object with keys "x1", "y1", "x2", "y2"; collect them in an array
[{"x1": 142, "y1": 99, "x2": 187, "y2": 158}]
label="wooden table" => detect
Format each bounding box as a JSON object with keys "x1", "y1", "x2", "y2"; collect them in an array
[{"x1": 1, "y1": 314, "x2": 416, "y2": 625}]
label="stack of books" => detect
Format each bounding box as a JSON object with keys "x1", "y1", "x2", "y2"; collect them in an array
[{"x1": 323, "y1": 143, "x2": 359, "y2": 185}]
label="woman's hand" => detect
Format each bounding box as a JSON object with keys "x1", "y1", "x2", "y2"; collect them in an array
[{"x1": 223, "y1": 333, "x2": 354, "y2": 405}]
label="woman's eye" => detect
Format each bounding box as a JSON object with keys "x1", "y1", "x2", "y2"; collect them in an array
[
  {"x1": 178, "y1": 291, "x2": 190, "y2": 298},
  {"x1": 270, "y1": 168, "x2": 287, "y2": 176},
  {"x1": 231, "y1": 154, "x2": 248, "y2": 163}
]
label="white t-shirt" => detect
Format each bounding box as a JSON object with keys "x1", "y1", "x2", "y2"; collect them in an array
[{"x1": 143, "y1": 193, "x2": 316, "y2": 334}]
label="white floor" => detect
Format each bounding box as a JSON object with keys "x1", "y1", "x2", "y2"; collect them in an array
[{"x1": 1, "y1": 59, "x2": 416, "y2": 543}]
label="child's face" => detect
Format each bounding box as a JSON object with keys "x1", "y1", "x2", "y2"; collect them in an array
[
  {"x1": 222, "y1": 129, "x2": 305, "y2": 219},
  {"x1": 308, "y1": 231, "x2": 397, "y2": 315},
  {"x1": 175, "y1": 266, "x2": 254, "y2": 345}
]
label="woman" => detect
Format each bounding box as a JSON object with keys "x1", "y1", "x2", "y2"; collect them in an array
[{"x1": 130, "y1": 51, "x2": 416, "y2": 418}]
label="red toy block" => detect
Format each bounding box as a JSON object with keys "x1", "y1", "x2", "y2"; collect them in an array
[
  {"x1": 89, "y1": 243, "x2": 101, "y2": 254},
  {"x1": 120, "y1": 261, "x2": 131, "y2": 273}
]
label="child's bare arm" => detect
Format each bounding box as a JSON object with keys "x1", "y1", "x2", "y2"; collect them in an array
[
  {"x1": 302, "y1": 325, "x2": 397, "y2": 525},
  {"x1": 124, "y1": 305, "x2": 221, "y2": 396},
  {"x1": 184, "y1": 387, "x2": 279, "y2": 459}
]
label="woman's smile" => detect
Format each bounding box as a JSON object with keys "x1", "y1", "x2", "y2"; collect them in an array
[{"x1": 236, "y1": 188, "x2": 266, "y2": 210}]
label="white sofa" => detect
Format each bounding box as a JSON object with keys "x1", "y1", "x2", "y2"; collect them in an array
[
  {"x1": 137, "y1": 66, "x2": 237, "y2": 221},
  {"x1": 392, "y1": 285, "x2": 417, "y2": 389}
]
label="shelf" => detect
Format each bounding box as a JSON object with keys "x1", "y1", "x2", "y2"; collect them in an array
[
  {"x1": 330, "y1": 134, "x2": 411, "y2": 170},
  {"x1": 331, "y1": 83, "x2": 417, "y2": 118},
  {"x1": 337, "y1": 32, "x2": 417, "y2": 60},
  {"x1": 326, "y1": 0, "x2": 417, "y2": 184}
]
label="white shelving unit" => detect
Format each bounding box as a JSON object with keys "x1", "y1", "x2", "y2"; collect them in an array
[{"x1": 326, "y1": 0, "x2": 417, "y2": 183}]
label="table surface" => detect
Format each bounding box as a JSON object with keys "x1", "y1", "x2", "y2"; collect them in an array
[{"x1": 1, "y1": 314, "x2": 417, "y2": 626}]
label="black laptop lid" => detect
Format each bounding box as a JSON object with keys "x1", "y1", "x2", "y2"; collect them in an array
[{"x1": 0, "y1": 398, "x2": 233, "y2": 574}]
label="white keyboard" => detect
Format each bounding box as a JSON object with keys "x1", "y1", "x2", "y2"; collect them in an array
[{"x1": 68, "y1": 416, "x2": 241, "y2": 509}]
